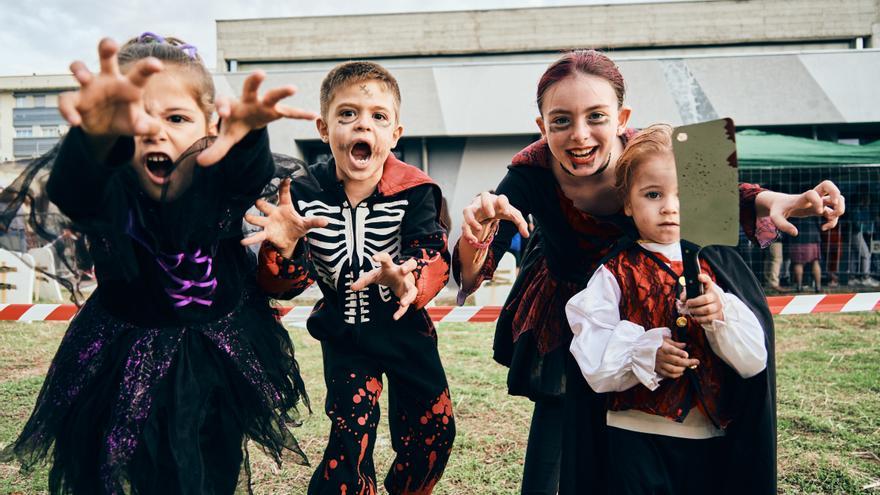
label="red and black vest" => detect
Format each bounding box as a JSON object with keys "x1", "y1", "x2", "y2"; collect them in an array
[{"x1": 604, "y1": 246, "x2": 737, "y2": 428}]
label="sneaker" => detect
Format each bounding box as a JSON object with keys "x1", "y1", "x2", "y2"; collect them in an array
[{"x1": 863, "y1": 277, "x2": 880, "y2": 287}]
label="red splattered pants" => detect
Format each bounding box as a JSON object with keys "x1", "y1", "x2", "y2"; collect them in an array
[{"x1": 308, "y1": 327, "x2": 455, "y2": 495}]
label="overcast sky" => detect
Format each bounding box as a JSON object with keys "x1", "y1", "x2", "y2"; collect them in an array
[{"x1": 0, "y1": 0, "x2": 692, "y2": 76}]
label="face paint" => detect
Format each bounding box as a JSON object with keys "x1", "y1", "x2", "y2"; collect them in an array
[
  {"x1": 320, "y1": 80, "x2": 402, "y2": 188},
  {"x1": 540, "y1": 73, "x2": 626, "y2": 178}
]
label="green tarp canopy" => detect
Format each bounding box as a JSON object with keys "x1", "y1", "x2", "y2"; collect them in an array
[{"x1": 736, "y1": 130, "x2": 880, "y2": 168}]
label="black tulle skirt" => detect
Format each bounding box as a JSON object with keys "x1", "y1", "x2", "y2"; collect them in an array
[{"x1": 2, "y1": 287, "x2": 309, "y2": 494}]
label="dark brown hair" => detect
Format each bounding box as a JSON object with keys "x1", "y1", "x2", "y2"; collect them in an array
[{"x1": 320, "y1": 61, "x2": 401, "y2": 120}]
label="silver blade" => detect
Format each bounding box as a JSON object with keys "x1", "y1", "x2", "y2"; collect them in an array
[{"x1": 673, "y1": 118, "x2": 740, "y2": 248}]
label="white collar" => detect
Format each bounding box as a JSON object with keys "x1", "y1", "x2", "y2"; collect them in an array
[{"x1": 637, "y1": 241, "x2": 682, "y2": 262}]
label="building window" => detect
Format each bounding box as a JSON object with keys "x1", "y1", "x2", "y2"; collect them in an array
[
  {"x1": 33, "y1": 95, "x2": 46, "y2": 107},
  {"x1": 15, "y1": 127, "x2": 32, "y2": 137},
  {"x1": 14, "y1": 95, "x2": 27, "y2": 107},
  {"x1": 41, "y1": 126, "x2": 60, "y2": 137}
]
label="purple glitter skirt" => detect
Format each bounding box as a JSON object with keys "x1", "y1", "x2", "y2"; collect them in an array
[{"x1": 3, "y1": 288, "x2": 309, "y2": 494}]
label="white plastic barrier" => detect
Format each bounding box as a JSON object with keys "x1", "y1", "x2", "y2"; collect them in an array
[
  {"x1": 28, "y1": 246, "x2": 63, "y2": 302},
  {"x1": 0, "y1": 248, "x2": 35, "y2": 304}
]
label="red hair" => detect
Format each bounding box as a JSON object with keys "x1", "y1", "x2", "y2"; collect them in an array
[
  {"x1": 536, "y1": 50, "x2": 626, "y2": 113},
  {"x1": 614, "y1": 124, "x2": 674, "y2": 201}
]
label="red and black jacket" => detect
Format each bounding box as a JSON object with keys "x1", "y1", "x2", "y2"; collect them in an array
[{"x1": 258, "y1": 155, "x2": 449, "y2": 341}]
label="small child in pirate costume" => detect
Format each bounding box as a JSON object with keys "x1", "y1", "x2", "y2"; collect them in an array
[
  {"x1": 249, "y1": 61, "x2": 455, "y2": 495},
  {"x1": 565, "y1": 124, "x2": 776, "y2": 495}
]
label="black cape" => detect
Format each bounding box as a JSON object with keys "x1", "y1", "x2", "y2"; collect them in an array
[{"x1": 560, "y1": 238, "x2": 777, "y2": 495}]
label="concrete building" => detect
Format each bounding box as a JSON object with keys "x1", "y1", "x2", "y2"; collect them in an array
[
  {"x1": 0, "y1": 75, "x2": 74, "y2": 163},
  {"x1": 214, "y1": 0, "x2": 880, "y2": 240},
  {"x1": 217, "y1": 0, "x2": 879, "y2": 68},
  {"x1": 2, "y1": 0, "x2": 878, "y2": 223}
]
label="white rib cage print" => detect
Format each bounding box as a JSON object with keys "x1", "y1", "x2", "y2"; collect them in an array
[{"x1": 298, "y1": 198, "x2": 408, "y2": 324}]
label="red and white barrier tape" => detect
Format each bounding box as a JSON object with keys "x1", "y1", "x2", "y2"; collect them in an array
[{"x1": 0, "y1": 293, "x2": 878, "y2": 324}]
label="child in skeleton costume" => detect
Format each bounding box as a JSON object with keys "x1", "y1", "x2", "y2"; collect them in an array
[
  {"x1": 1, "y1": 35, "x2": 318, "y2": 494},
  {"x1": 252, "y1": 62, "x2": 454, "y2": 495},
  {"x1": 565, "y1": 125, "x2": 776, "y2": 495}
]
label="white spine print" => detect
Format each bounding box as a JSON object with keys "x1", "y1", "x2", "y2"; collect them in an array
[{"x1": 298, "y1": 198, "x2": 408, "y2": 324}]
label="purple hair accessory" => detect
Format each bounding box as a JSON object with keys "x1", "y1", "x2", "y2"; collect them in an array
[
  {"x1": 136, "y1": 31, "x2": 199, "y2": 60},
  {"x1": 137, "y1": 32, "x2": 164, "y2": 44}
]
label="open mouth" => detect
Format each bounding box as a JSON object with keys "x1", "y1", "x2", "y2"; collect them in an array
[
  {"x1": 144, "y1": 152, "x2": 174, "y2": 183},
  {"x1": 350, "y1": 142, "x2": 373, "y2": 164},
  {"x1": 566, "y1": 146, "x2": 598, "y2": 169}
]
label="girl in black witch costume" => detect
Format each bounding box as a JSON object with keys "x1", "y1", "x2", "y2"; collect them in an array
[
  {"x1": 566, "y1": 125, "x2": 775, "y2": 494},
  {"x1": 1, "y1": 34, "x2": 318, "y2": 494}
]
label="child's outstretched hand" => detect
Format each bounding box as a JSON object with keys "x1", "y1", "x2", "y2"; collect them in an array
[
  {"x1": 756, "y1": 180, "x2": 845, "y2": 235},
  {"x1": 58, "y1": 38, "x2": 163, "y2": 138},
  {"x1": 656, "y1": 337, "x2": 700, "y2": 379},
  {"x1": 680, "y1": 273, "x2": 725, "y2": 325},
  {"x1": 242, "y1": 179, "x2": 329, "y2": 257},
  {"x1": 351, "y1": 253, "x2": 419, "y2": 320},
  {"x1": 197, "y1": 71, "x2": 319, "y2": 166},
  {"x1": 461, "y1": 191, "x2": 530, "y2": 245}
]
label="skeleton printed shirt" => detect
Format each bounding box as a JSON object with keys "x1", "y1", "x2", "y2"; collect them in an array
[{"x1": 258, "y1": 155, "x2": 449, "y2": 340}]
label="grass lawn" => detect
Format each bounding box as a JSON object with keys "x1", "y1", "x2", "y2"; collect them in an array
[{"x1": 1, "y1": 312, "x2": 878, "y2": 494}]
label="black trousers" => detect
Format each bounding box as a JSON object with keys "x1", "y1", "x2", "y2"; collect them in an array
[
  {"x1": 607, "y1": 426, "x2": 725, "y2": 495},
  {"x1": 520, "y1": 398, "x2": 563, "y2": 495},
  {"x1": 559, "y1": 355, "x2": 609, "y2": 495},
  {"x1": 308, "y1": 326, "x2": 455, "y2": 495}
]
